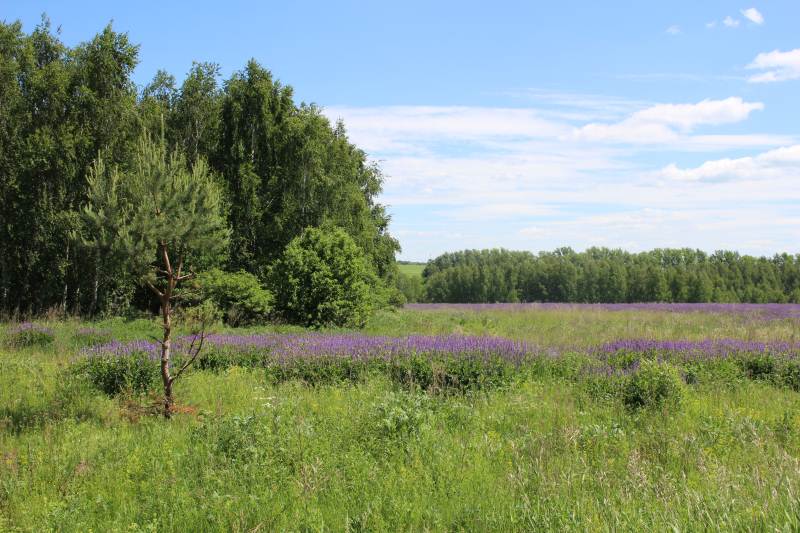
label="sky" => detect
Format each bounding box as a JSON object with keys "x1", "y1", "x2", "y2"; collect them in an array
[{"x1": 4, "y1": 1, "x2": 800, "y2": 260}]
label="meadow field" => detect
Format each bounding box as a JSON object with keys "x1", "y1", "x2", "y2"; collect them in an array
[
  {"x1": 397, "y1": 262, "x2": 426, "y2": 278},
  {"x1": 2, "y1": 304, "x2": 800, "y2": 531}
]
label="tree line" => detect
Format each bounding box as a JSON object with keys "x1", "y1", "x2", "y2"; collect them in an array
[
  {"x1": 0, "y1": 17, "x2": 399, "y2": 316},
  {"x1": 412, "y1": 248, "x2": 800, "y2": 304}
]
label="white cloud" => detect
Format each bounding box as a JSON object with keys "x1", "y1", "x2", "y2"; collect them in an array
[
  {"x1": 706, "y1": 20, "x2": 717, "y2": 29},
  {"x1": 322, "y1": 97, "x2": 797, "y2": 259},
  {"x1": 723, "y1": 16, "x2": 740, "y2": 28},
  {"x1": 747, "y1": 48, "x2": 800, "y2": 83},
  {"x1": 741, "y1": 8, "x2": 764, "y2": 25},
  {"x1": 572, "y1": 97, "x2": 763, "y2": 143},
  {"x1": 514, "y1": 207, "x2": 800, "y2": 257},
  {"x1": 659, "y1": 144, "x2": 800, "y2": 182},
  {"x1": 666, "y1": 25, "x2": 681, "y2": 35},
  {"x1": 324, "y1": 105, "x2": 569, "y2": 154}
]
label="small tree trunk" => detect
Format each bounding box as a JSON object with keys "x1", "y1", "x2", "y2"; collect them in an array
[
  {"x1": 161, "y1": 293, "x2": 173, "y2": 418},
  {"x1": 158, "y1": 241, "x2": 176, "y2": 419},
  {"x1": 90, "y1": 253, "x2": 99, "y2": 317}
]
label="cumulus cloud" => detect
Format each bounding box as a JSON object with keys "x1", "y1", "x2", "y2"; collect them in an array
[
  {"x1": 660, "y1": 144, "x2": 800, "y2": 182},
  {"x1": 747, "y1": 48, "x2": 800, "y2": 83},
  {"x1": 741, "y1": 8, "x2": 764, "y2": 25},
  {"x1": 666, "y1": 25, "x2": 681, "y2": 35},
  {"x1": 572, "y1": 97, "x2": 763, "y2": 143},
  {"x1": 322, "y1": 96, "x2": 795, "y2": 259}
]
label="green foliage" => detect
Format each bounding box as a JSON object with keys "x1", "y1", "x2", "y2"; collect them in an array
[
  {"x1": 193, "y1": 413, "x2": 273, "y2": 465},
  {"x1": 83, "y1": 132, "x2": 230, "y2": 286},
  {"x1": 217, "y1": 61, "x2": 399, "y2": 281},
  {"x1": 75, "y1": 353, "x2": 160, "y2": 396},
  {"x1": 71, "y1": 328, "x2": 113, "y2": 348},
  {"x1": 423, "y1": 247, "x2": 800, "y2": 303},
  {"x1": 4, "y1": 324, "x2": 55, "y2": 348},
  {"x1": 370, "y1": 391, "x2": 431, "y2": 439},
  {"x1": 389, "y1": 355, "x2": 515, "y2": 392},
  {"x1": 270, "y1": 227, "x2": 379, "y2": 328},
  {"x1": 5, "y1": 313, "x2": 800, "y2": 530},
  {"x1": 779, "y1": 360, "x2": 800, "y2": 391},
  {"x1": 0, "y1": 21, "x2": 399, "y2": 317},
  {"x1": 737, "y1": 353, "x2": 777, "y2": 381},
  {"x1": 193, "y1": 269, "x2": 273, "y2": 326},
  {"x1": 395, "y1": 271, "x2": 425, "y2": 303},
  {"x1": 623, "y1": 360, "x2": 685, "y2": 410}
]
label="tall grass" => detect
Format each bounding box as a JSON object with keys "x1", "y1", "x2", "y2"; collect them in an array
[{"x1": 1, "y1": 309, "x2": 799, "y2": 531}]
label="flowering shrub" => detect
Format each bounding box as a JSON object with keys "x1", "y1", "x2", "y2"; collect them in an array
[
  {"x1": 75, "y1": 342, "x2": 161, "y2": 395},
  {"x1": 81, "y1": 333, "x2": 530, "y2": 392},
  {"x1": 5, "y1": 323, "x2": 54, "y2": 348}
]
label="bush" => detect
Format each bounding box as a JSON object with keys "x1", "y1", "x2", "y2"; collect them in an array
[
  {"x1": 72, "y1": 328, "x2": 112, "y2": 348},
  {"x1": 737, "y1": 353, "x2": 776, "y2": 381},
  {"x1": 623, "y1": 360, "x2": 685, "y2": 410},
  {"x1": 778, "y1": 360, "x2": 800, "y2": 391},
  {"x1": 193, "y1": 269, "x2": 273, "y2": 326},
  {"x1": 395, "y1": 272, "x2": 424, "y2": 303},
  {"x1": 5, "y1": 323, "x2": 54, "y2": 348},
  {"x1": 388, "y1": 355, "x2": 514, "y2": 393},
  {"x1": 75, "y1": 353, "x2": 160, "y2": 396},
  {"x1": 270, "y1": 227, "x2": 379, "y2": 328},
  {"x1": 265, "y1": 357, "x2": 379, "y2": 386},
  {"x1": 196, "y1": 347, "x2": 267, "y2": 372},
  {"x1": 370, "y1": 391, "x2": 431, "y2": 439},
  {"x1": 194, "y1": 414, "x2": 273, "y2": 464}
]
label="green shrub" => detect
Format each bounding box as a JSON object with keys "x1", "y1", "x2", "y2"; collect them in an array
[
  {"x1": 196, "y1": 347, "x2": 267, "y2": 372},
  {"x1": 75, "y1": 353, "x2": 160, "y2": 396},
  {"x1": 371, "y1": 391, "x2": 431, "y2": 439},
  {"x1": 395, "y1": 272, "x2": 424, "y2": 303},
  {"x1": 778, "y1": 360, "x2": 800, "y2": 391},
  {"x1": 194, "y1": 414, "x2": 273, "y2": 464},
  {"x1": 606, "y1": 350, "x2": 641, "y2": 371},
  {"x1": 737, "y1": 353, "x2": 776, "y2": 381},
  {"x1": 193, "y1": 269, "x2": 273, "y2": 326},
  {"x1": 270, "y1": 227, "x2": 379, "y2": 328},
  {"x1": 5, "y1": 323, "x2": 54, "y2": 348},
  {"x1": 265, "y1": 357, "x2": 379, "y2": 386},
  {"x1": 622, "y1": 360, "x2": 685, "y2": 410},
  {"x1": 388, "y1": 355, "x2": 514, "y2": 393}
]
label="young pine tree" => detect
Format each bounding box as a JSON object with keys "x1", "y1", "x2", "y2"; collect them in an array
[{"x1": 83, "y1": 132, "x2": 229, "y2": 418}]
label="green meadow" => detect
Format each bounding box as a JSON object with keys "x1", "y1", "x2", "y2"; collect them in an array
[
  {"x1": 397, "y1": 262, "x2": 426, "y2": 278},
  {"x1": 2, "y1": 307, "x2": 800, "y2": 531}
]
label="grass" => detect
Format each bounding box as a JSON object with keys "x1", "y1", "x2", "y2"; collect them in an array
[
  {"x1": 1, "y1": 308, "x2": 800, "y2": 531},
  {"x1": 397, "y1": 262, "x2": 426, "y2": 277}
]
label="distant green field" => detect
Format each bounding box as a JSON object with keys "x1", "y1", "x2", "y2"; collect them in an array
[{"x1": 398, "y1": 262, "x2": 426, "y2": 277}]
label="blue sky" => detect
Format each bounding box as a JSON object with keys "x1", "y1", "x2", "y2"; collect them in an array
[{"x1": 5, "y1": 1, "x2": 800, "y2": 260}]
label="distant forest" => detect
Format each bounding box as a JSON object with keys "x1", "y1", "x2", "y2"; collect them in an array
[
  {"x1": 404, "y1": 248, "x2": 800, "y2": 304},
  {"x1": 0, "y1": 18, "x2": 398, "y2": 315}
]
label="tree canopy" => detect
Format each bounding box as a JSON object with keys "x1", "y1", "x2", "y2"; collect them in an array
[
  {"x1": 0, "y1": 18, "x2": 399, "y2": 316},
  {"x1": 420, "y1": 248, "x2": 800, "y2": 304}
]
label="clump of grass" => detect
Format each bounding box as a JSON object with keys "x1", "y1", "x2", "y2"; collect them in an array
[
  {"x1": 71, "y1": 327, "x2": 113, "y2": 348},
  {"x1": 73, "y1": 353, "x2": 160, "y2": 396},
  {"x1": 4, "y1": 322, "x2": 54, "y2": 348},
  {"x1": 622, "y1": 360, "x2": 685, "y2": 411}
]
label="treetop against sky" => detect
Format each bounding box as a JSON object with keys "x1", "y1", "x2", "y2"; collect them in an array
[{"x1": 6, "y1": 1, "x2": 800, "y2": 260}]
